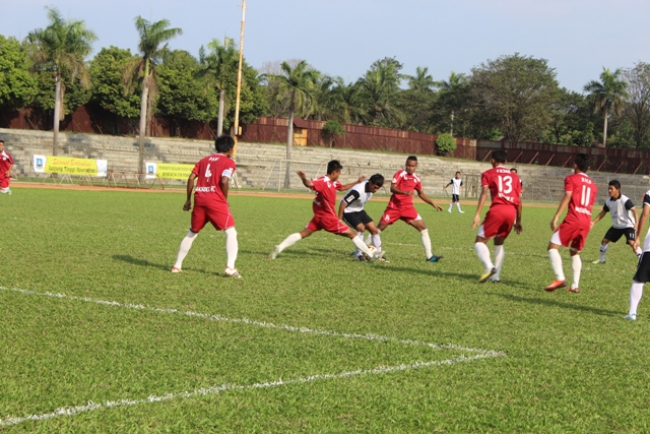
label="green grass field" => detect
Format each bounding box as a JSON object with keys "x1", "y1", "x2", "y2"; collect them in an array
[{"x1": 1, "y1": 187, "x2": 649, "y2": 433}]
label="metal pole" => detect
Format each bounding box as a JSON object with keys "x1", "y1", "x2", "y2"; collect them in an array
[{"x1": 233, "y1": 0, "x2": 247, "y2": 138}]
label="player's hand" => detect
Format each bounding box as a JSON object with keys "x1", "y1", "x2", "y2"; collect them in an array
[
  {"x1": 590, "y1": 221, "x2": 595, "y2": 230},
  {"x1": 515, "y1": 221, "x2": 523, "y2": 234},
  {"x1": 472, "y1": 214, "x2": 481, "y2": 229},
  {"x1": 408, "y1": 190, "x2": 416, "y2": 197},
  {"x1": 433, "y1": 203, "x2": 442, "y2": 212},
  {"x1": 634, "y1": 238, "x2": 641, "y2": 251},
  {"x1": 296, "y1": 170, "x2": 306, "y2": 179},
  {"x1": 550, "y1": 219, "x2": 558, "y2": 231},
  {"x1": 182, "y1": 200, "x2": 192, "y2": 211},
  {"x1": 357, "y1": 175, "x2": 366, "y2": 183}
]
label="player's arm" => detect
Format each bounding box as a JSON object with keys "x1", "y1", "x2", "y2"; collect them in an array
[
  {"x1": 220, "y1": 175, "x2": 230, "y2": 200},
  {"x1": 472, "y1": 185, "x2": 489, "y2": 228},
  {"x1": 183, "y1": 172, "x2": 198, "y2": 211},
  {"x1": 297, "y1": 170, "x2": 313, "y2": 189},
  {"x1": 416, "y1": 188, "x2": 442, "y2": 211},
  {"x1": 339, "y1": 176, "x2": 366, "y2": 191},
  {"x1": 551, "y1": 191, "x2": 572, "y2": 231},
  {"x1": 590, "y1": 208, "x2": 608, "y2": 229},
  {"x1": 6, "y1": 160, "x2": 13, "y2": 178},
  {"x1": 390, "y1": 183, "x2": 415, "y2": 197},
  {"x1": 634, "y1": 202, "x2": 650, "y2": 251},
  {"x1": 514, "y1": 201, "x2": 523, "y2": 234},
  {"x1": 338, "y1": 190, "x2": 360, "y2": 220}
]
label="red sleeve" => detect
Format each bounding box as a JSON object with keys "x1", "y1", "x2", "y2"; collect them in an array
[
  {"x1": 564, "y1": 175, "x2": 574, "y2": 192},
  {"x1": 192, "y1": 162, "x2": 200, "y2": 176},
  {"x1": 334, "y1": 181, "x2": 343, "y2": 191},
  {"x1": 8, "y1": 154, "x2": 14, "y2": 164},
  {"x1": 311, "y1": 178, "x2": 324, "y2": 192},
  {"x1": 481, "y1": 170, "x2": 490, "y2": 187},
  {"x1": 415, "y1": 178, "x2": 423, "y2": 191},
  {"x1": 391, "y1": 171, "x2": 401, "y2": 184}
]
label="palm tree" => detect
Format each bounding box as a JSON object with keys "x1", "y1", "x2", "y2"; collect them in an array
[
  {"x1": 199, "y1": 37, "x2": 238, "y2": 136},
  {"x1": 584, "y1": 68, "x2": 628, "y2": 147},
  {"x1": 27, "y1": 7, "x2": 96, "y2": 155},
  {"x1": 123, "y1": 17, "x2": 182, "y2": 176},
  {"x1": 407, "y1": 66, "x2": 435, "y2": 92},
  {"x1": 270, "y1": 60, "x2": 319, "y2": 187},
  {"x1": 436, "y1": 72, "x2": 469, "y2": 135},
  {"x1": 357, "y1": 62, "x2": 403, "y2": 128}
]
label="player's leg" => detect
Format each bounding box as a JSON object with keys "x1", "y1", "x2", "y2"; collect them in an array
[
  {"x1": 627, "y1": 249, "x2": 650, "y2": 320},
  {"x1": 409, "y1": 218, "x2": 442, "y2": 262},
  {"x1": 595, "y1": 237, "x2": 610, "y2": 264},
  {"x1": 223, "y1": 226, "x2": 240, "y2": 278},
  {"x1": 568, "y1": 248, "x2": 582, "y2": 293},
  {"x1": 365, "y1": 221, "x2": 383, "y2": 253},
  {"x1": 625, "y1": 229, "x2": 642, "y2": 259},
  {"x1": 475, "y1": 234, "x2": 496, "y2": 282},
  {"x1": 0, "y1": 178, "x2": 10, "y2": 195},
  {"x1": 546, "y1": 241, "x2": 567, "y2": 291},
  {"x1": 270, "y1": 227, "x2": 315, "y2": 259},
  {"x1": 339, "y1": 227, "x2": 381, "y2": 260},
  {"x1": 344, "y1": 212, "x2": 367, "y2": 259},
  {"x1": 353, "y1": 222, "x2": 367, "y2": 260},
  {"x1": 492, "y1": 236, "x2": 505, "y2": 282},
  {"x1": 173, "y1": 206, "x2": 207, "y2": 272},
  {"x1": 447, "y1": 197, "x2": 453, "y2": 213},
  {"x1": 454, "y1": 195, "x2": 464, "y2": 213}
]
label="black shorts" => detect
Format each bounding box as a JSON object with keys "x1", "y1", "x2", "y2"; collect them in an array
[
  {"x1": 343, "y1": 210, "x2": 373, "y2": 228},
  {"x1": 634, "y1": 251, "x2": 650, "y2": 283},
  {"x1": 452, "y1": 194, "x2": 460, "y2": 202},
  {"x1": 604, "y1": 227, "x2": 636, "y2": 243}
]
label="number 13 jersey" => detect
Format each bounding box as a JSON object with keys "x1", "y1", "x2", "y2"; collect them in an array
[
  {"x1": 481, "y1": 166, "x2": 522, "y2": 209},
  {"x1": 563, "y1": 172, "x2": 597, "y2": 226},
  {"x1": 192, "y1": 153, "x2": 236, "y2": 207}
]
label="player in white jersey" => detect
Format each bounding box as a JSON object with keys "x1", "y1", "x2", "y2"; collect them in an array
[
  {"x1": 444, "y1": 171, "x2": 464, "y2": 213},
  {"x1": 625, "y1": 190, "x2": 650, "y2": 320},
  {"x1": 590, "y1": 180, "x2": 641, "y2": 264},
  {"x1": 338, "y1": 174, "x2": 385, "y2": 261}
]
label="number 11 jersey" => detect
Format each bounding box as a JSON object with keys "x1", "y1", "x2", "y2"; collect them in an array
[
  {"x1": 481, "y1": 166, "x2": 522, "y2": 209},
  {"x1": 563, "y1": 172, "x2": 597, "y2": 226}
]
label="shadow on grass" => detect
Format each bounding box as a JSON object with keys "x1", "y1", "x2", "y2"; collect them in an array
[
  {"x1": 488, "y1": 292, "x2": 620, "y2": 317},
  {"x1": 372, "y1": 264, "x2": 479, "y2": 281},
  {"x1": 112, "y1": 255, "x2": 218, "y2": 276}
]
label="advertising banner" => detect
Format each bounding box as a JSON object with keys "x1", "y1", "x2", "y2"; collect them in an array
[
  {"x1": 145, "y1": 162, "x2": 194, "y2": 180},
  {"x1": 33, "y1": 155, "x2": 107, "y2": 177}
]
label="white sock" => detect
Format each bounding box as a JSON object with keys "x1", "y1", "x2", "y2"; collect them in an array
[
  {"x1": 352, "y1": 236, "x2": 374, "y2": 257},
  {"x1": 599, "y1": 243, "x2": 609, "y2": 262},
  {"x1": 363, "y1": 232, "x2": 371, "y2": 246},
  {"x1": 421, "y1": 229, "x2": 433, "y2": 259},
  {"x1": 277, "y1": 232, "x2": 302, "y2": 253},
  {"x1": 225, "y1": 227, "x2": 238, "y2": 269},
  {"x1": 448, "y1": 202, "x2": 453, "y2": 211},
  {"x1": 0, "y1": 188, "x2": 9, "y2": 194},
  {"x1": 475, "y1": 242, "x2": 494, "y2": 273},
  {"x1": 636, "y1": 247, "x2": 643, "y2": 258},
  {"x1": 174, "y1": 230, "x2": 198, "y2": 269},
  {"x1": 371, "y1": 231, "x2": 382, "y2": 252},
  {"x1": 571, "y1": 255, "x2": 582, "y2": 289},
  {"x1": 548, "y1": 249, "x2": 565, "y2": 281},
  {"x1": 493, "y1": 245, "x2": 505, "y2": 279},
  {"x1": 630, "y1": 281, "x2": 644, "y2": 315},
  {"x1": 456, "y1": 202, "x2": 462, "y2": 212}
]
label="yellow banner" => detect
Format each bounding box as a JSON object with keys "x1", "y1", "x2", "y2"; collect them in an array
[
  {"x1": 33, "y1": 155, "x2": 107, "y2": 177},
  {"x1": 145, "y1": 162, "x2": 194, "y2": 180}
]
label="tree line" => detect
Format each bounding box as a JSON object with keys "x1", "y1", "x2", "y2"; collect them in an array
[{"x1": 2, "y1": 7, "x2": 650, "y2": 172}]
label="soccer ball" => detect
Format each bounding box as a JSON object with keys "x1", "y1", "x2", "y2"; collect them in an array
[{"x1": 362, "y1": 245, "x2": 378, "y2": 261}]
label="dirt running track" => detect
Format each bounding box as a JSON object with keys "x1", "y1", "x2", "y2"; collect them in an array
[{"x1": 11, "y1": 182, "x2": 557, "y2": 208}]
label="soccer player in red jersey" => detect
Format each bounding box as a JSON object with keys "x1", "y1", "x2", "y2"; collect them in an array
[
  {"x1": 472, "y1": 150, "x2": 523, "y2": 283},
  {"x1": 0, "y1": 140, "x2": 14, "y2": 195},
  {"x1": 172, "y1": 135, "x2": 241, "y2": 278},
  {"x1": 270, "y1": 160, "x2": 382, "y2": 261},
  {"x1": 376, "y1": 156, "x2": 444, "y2": 262},
  {"x1": 546, "y1": 153, "x2": 597, "y2": 293}
]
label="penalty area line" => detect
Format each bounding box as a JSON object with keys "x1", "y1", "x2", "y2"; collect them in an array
[
  {"x1": 0, "y1": 286, "x2": 504, "y2": 357},
  {"x1": 0, "y1": 352, "x2": 501, "y2": 427}
]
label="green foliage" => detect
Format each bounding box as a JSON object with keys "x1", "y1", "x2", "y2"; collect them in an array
[
  {"x1": 357, "y1": 58, "x2": 404, "y2": 128},
  {"x1": 0, "y1": 35, "x2": 38, "y2": 110},
  {"x1": 32, "y1": 68, "x2": 91, "y2": 114},
  {"x1": 623, "y1": 63, "x2": 650, "y2": 149},
  {"x1": 435, "y1": 133, "x2": 457, "y2": 155},
  {"x1": 471, "y1": 53, "x2": 559, "y2": 146},
  {"x1": 89, "y1": 46, "x2": 140, "y2": 118},
  {"x1": 322, "y1": 119, "x2": 345, "y2": 146},
  {"x1": 585, "y1": 68, "x2": 628, "y2": 146},
  {"x1": 156, "y1": 50, "x2": 217, "y2": 127}
]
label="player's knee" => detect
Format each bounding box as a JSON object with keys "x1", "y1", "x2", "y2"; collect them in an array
[{"x1": 225, "y1": 227, "x2": 237, "y2": 237}]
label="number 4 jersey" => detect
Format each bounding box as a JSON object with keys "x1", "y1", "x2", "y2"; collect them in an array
[
  {"x1": 481, "y1": 166, "x2": 522, "y2": 209},
  {"x1": 192, "y1": 153, "x2": 236, "y2": 207},
  {"x1": 563, "y1": 172, "x2": 597, "y2": 226}
]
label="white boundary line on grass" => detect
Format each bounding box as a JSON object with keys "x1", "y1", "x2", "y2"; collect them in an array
[
  {"x1": 0, "y1": 286, "x2": 505, "y2": 427},
  {"x1": 0, "y1": 353, "x2": 497, "y2": 427},
  {"x1": 0, "y1": 286, "x2": 502, "y2": 356}
]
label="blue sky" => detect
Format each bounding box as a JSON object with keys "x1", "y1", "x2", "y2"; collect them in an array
[{"x1": 3, "y1": 0, "x2": 649, "y2": 92}]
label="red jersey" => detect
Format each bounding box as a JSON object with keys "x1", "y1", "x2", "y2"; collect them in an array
[
  {"x1": 0, "y1": 151, "x2": 13, "y2": 179},
  {"x1": 191, "y1": 154, "x2": 236, "y2": 207},
  {"x1": 563, "y1": 172, "x2": 597, "y2": 225},
  {"x1": 389, "y1": 170, "x2": 422, "y2": 208},
  {"x1": 481, "y1": 166, "x2": 522, "y2": 208},
  {"x1": 311, "y1": 175, "x2": 343, "y2": 216}
]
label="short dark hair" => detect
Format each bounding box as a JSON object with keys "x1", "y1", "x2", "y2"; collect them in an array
[
  {"x1": 406, "y1": 155, "x2": 418, "y2": 163},
  {"x1": 327, "y1": 160, "x2": 343, "y2": 174},
  {"x1": 491, "y1": 150, "x2": 507, "y2": 163},
  {"x1": 215, "y1": 135, "x2": 235, "y2": 153},
  {"x1": 369, "y1": 173, "x2": 384, "y2": 187},
  {"x1": 574, "y1": 153, "x2": 590, "y2": 172},
  {"x1": 609, "y1": 180, "x2": 621, "y2": 190},
  {"x1": 455, "y1": 171, "x2": 461, "y2": 175},
  {"x1": 0, "y1": 139, "x2": 4, "y2": 144},
  {"x1": 510, "y1": 168, "x2": 517, "y2": 173}
]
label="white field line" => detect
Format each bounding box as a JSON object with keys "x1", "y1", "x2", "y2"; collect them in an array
[
  {"x1": 0, "y1": 286, "x2": 502, "y2": 356},
  {"x1": 0, "y1": 353, "x2": 499, "y2": 427}
]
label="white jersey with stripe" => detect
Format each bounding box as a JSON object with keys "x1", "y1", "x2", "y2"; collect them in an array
[
  {"x1": 449, "y1": 178, "x2": 463, "y2": 195},
  {"x1": 604, "y1": 194, "x2": 635, "y2": 229},
  {"x1": 341, "y1": 181, "x2": 373, "y2": 213}
]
